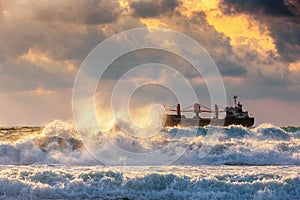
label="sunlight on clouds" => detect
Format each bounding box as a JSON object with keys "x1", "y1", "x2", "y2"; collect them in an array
[
  {"x1": 179, "y1": 0, "x2": 219, "y2": 17},
  {"x1": 205, "y1": 11, "x2": 278, "y2": 57},
  {"x1": 16, "y1": 86, "x2": 53, "y2": 95},
  {"x1": 138, "y1": 0, "x2": 218, "y2": 28},
  {"x1": 119, "y1": 0, "x2": 130, "y2": 15},
  {"x1": 119, "y1": 0, "x2": 129, "y2": 9},
  {"x1": 288, "y1": 62, "x2": 300, "y2": 91},
  {"x1": 21, "y1": 48, "x2": 50, "y2": 63},
  {"x1": 131, "y1": 0, "x2": 278, "y2": 58},
  {"x1": 20, "y1": 48, "x2": 76, "y2": 72},
  {"x1": 178, "y1": 0, "x2": 278, "y2": 58},
  {"x1": 289, "y1": 62, "x2": 300, "y2": 72},
  {"x1": 140, "y1": 18, "x2": 168, "y2": 27}
]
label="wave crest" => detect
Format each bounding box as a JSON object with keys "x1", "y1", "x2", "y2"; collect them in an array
[{"x1": 0, "y1": 120, "x2": 299, "y2": 165}]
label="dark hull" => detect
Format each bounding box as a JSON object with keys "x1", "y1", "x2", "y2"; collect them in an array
[{"x1": 164, "y1": 115, "x2": 254, "y2": 127}]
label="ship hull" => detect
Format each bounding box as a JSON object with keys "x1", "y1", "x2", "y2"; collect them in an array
[{"x1": 164, "y1": 115, "x2": 254, "y2": 127}]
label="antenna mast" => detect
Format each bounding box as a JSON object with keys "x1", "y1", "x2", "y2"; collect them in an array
[{"x1": 233, "y1": 95, "x2": 238, "y2": 107}]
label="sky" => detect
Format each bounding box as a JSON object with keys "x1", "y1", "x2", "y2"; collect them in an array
[{"x1": 0, "y1": 0, "x2": 300, "y2": 126}]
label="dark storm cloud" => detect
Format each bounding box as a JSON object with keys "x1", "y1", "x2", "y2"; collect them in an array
[
  {"x1": 221, "y1": 0, "x2": 294, "y2": 16},
  {"x1": 284, "y1": 0, "x2": 300, "y2": 16},
  {"x1": 129, "y1": 0, "x2": 180, "y2": 18},
  {"x1": 269, "y1": 20, "x2": 300, "y2": 62},
  {"x1": 216, "y1": 60, "x2": 247, "y2": 76}
]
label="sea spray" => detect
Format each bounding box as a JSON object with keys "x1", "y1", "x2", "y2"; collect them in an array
[
  {"x1": 0, "y1": 165, "x2": 298, "y2": 200},
  {"x1": 0, "y1": 120, "x2": 299, "y2": 165}
]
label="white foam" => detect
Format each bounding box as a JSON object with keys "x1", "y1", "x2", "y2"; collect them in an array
[
  {"x1": 0, "y1": 165, "x2": 298, "y2": 200},
  {"x1": 0, "y1": 120, "x2": 299, "y2": 166},
  {"x1": 0, "y1": 120, "x2": 98, "y2": 165}
]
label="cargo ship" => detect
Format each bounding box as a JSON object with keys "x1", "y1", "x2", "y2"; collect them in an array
[{"x1": 163, "y1": 96, "x2": 254, "y2": 127}]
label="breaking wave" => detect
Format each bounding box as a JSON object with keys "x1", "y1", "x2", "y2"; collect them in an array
[
  {"x1": 0, "y1": 121, "x2": 97, "y2": 165},
  {"x1": 0, "y1": 120, "x2": 299, "y2": 166},
  {"x1": 0, "y1": 165, "x2": 298, "y2": 200}
]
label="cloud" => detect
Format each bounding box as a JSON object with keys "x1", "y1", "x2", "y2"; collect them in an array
[
  {"x1": 0, "y1": 0, "x2": 116, "y2": 92},
  {"x1": 0, "y1": 1, "x2": 114, "y2": 58},
  {"x1": 139, "y1": 11, "x2": 249, "y2": 77},
  {"x1": 129, "y1": 0, "x2": 180, "y2": 18},
  {"x1": 172, "y1": 0, "x2": 279, "y2": 80},
  {"x1": 267, "y1": 19, "x2": 300, "y2": 62},
  {"x1": 216, "y1": 59, "x2": 247, "y2": 76},
  {"x1": 0, "y1": 1, "x2": 3, "y2": 20},
  {"x1": 0, "y1": 58, "x2": 75, "y2": 92},
  {"x1": 221, "y1": 0, "x2": 294, "y2": 17},
  {"x1": 32, "y1": 0, "x2": 121, "y2": 25},
  {"x1": 284, "y1": 0, "x2": 300, "y2": 16},
  {"x1": 0, "y1": 23, "x2": 104, "y2": 91},
  {"x1": 288, "y1": 61, "x2": 300, "y2": 90}
]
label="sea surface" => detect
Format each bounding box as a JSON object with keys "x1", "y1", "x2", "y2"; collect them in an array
[{"x1": 0, "y1": 120, "x2": 299, "y2": 199}]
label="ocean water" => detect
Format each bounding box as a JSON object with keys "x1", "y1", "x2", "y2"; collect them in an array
[{"x1": 0, "y1": 120, "x2": 299, "y2": 199}]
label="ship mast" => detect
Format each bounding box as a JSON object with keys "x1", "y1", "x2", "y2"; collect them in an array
[{"x1": 233, "y1": 95, "x2": 238, "y2": 107}]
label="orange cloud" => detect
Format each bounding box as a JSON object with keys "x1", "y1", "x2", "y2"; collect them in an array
[
  {"x1": 179, "y1": 0, "x2": 219, "y2": 17},
  {"x1": 20, "y1": 48, "x2": 50, "y2": 63},
  {"x1": 206, "y1": 12, "x2": 277, "y2": 57},
  {"x1": 289, "y1": 62, "x2": 300, "y2": 72},
  {"x1": 178, "y1": 0, "x2": 278, "y2": 57},
  {"x1": 119, "y1": 0, "x2": 130, "y2": 15},
  {"x1": 140, "y1": 18, "x2": 167, "y2": 27},
  {"x1": 20, "y1": 48, "x2": 76, "y2": 72}
]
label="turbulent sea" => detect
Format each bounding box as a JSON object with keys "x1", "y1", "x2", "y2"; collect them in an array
[{"x1": 0, "y1": 120, "x2": 299, "y2": 199}]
